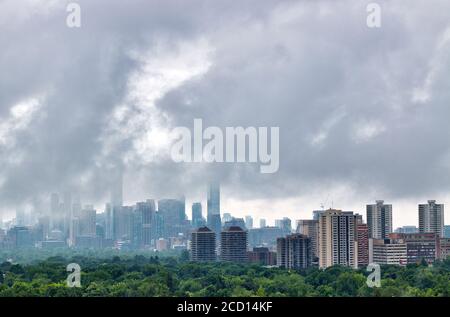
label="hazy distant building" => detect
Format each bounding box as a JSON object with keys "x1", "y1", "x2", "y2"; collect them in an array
[
  {"x1": 135, "y1": 200, "x2": 155, "y2": 247},
  {"x1": 275, "y1": 217, "x2": 292, "y2": 234},
  {"x1": 223, "y1": 217, "x2": 246, "y2": 230},
  {"x1": 190, "y1": 226, "x2": 216, "y2": 262},
  {"x1": 159, "y1": 198, "x2": 186, "y2": 238},
  {"x1": 259, "y1": 219, "x2": 266, "y2": 228},
  {"x1": 296, "y1": 219, "x2": 319, "y2": 259},
  {"x1": 395, "y1": 226, "x2": 419, "y2": 234},
  {"x1": 313, "y1": 210, "x2": 323, "y2": 221},
  {"x1": 220, "y1": 226, "x2": 248, "y2": 263},
  {"x1": 318, "y1": 209, "x2": 357, "y2": 268},
  {"x1": 419, "y1": 200, "x2": 444, "y2": 237},
  {"x1": 247, "y1": 247, "x2": 276, "y2": 266},
  {"x1": 366, "y1": 200, "x2": 393, "y2": 239},
  {"x1": 445, "y1": 225, "x2": 450, "y2": 238},
  {"x1": 277, "y1": 234, "x2": 312, "y2": 269},
  {"x1": 191, "y1": 202, "x2": 204, "y2": 228},
  {"x1": 222, "y1": 213, "x2": 232, "y2": 223},
  {"x1": 79, "y1": 206, "x2": 96, "y2": 237},
  {"x1": 7, "y1": 226, "x2": 33, "y2": 248},
  {"x1": 245, "y1": 216, "x2": 254, "y2": 230},
  {"x1": 248, "y1": 226, "x2": 284, "y2": 249},
  {"x1": 207, "y1": 182, "x2": 221, "y2": 236}
]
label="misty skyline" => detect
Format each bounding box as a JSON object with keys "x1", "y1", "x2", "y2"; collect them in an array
[{"x1": 1, "y1": 0, "x2": 450, "y2": 228}]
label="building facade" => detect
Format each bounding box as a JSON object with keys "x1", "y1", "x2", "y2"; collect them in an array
[
  {"x1": 190, "y1": 226, "x2": 216, "y2": 262},
  {"x1": 418, "y1": 200, "x2": 444, "y2": 237},
  {"x1": 277, "y1": 233, "x2": 312, "y2": 269},
  {"x1": 220, "y1": 226, "x2": 248, "y2": 263},
  {"x1": 366, "y1": 200, "x2": 393, "y2": 239},
  {"x1": 318, "y1": 209, "x2": 357, "y2": 268}
]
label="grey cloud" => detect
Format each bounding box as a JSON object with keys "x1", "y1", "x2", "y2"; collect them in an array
[{"x1": 1, "y1": 0, "x2": 450, "y2": 225}]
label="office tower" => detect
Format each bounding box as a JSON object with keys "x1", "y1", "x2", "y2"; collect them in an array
[
  {"x1": 15, "y1": 208, "x2": 25, "y2": 226},
  {"x1": 247, "y1": 247, "x2": 277, "y2": 265},
  {"x1": 79, "y1": 206, "x2": 96, "y2": 237},
  {"x1": 190, "y1": 226, "x2": 216, "y2": 262},
  {"x1": 275, "y1": 217, "x2": 292, "y2": 234},
  {"x1": 445, "y1": 225, "x2": 450, "y2": 238},
  {"x1": 37, "y1": 216, "x2": 50, "y2": 241},
  {"x1": 62, "y1": 191, "x2": 72, "y2": 236},
  {"x1": 223, "y1": 217, "x2": 246, "y2": 230},
  {"x1": 143, "y1": 200, "x2": 155, "y2": 247},
  {"x1": 318, "y1": 209, "x2": 358, "y2": 268},
  {"x1": 369, "y1": 238, "x2": 407, "y2": 266},
  {"x1": 114, "y1": 206, "x2": 133, "y2": 241},
  {"x1": 390, "y1": 232, "x2": 439, "y2": 264},
  {"x1": 248, "y1": 226, "x2": 284, "y2": 249},
  {"x1": 7, "y1": 226, "x2": 33, "y2": 248},
  {"x1": 133, "y1": 200, "x2": 155, "y2": 248},
  {"x1": 110, "y1": 169, "x2": 123, "y2": 208},
  {"x1": 259, "y1": 218, "x2": 266, "y2": 228},
  {"x1": 419, "y1": 200, "x2": 444, "y2": 237},
  {"x1": 207, "y1": 182, "x2": 221, "y2": 235},
  {"x1": 296, "y1": 220, "x2": 319, "y2": 259},
  {"x1": 366, "y1": 200, "x2": 393, "y2": 239},
  {"x1": 152, "y1": 211, "x2": 164, "y2": 240},
  {"x1": 313, "y1": 210, "x2": 323, "y2": 221},
  {"x1": 395, "y1": 226, "x2": 419, "y2": 234},
  {"x1": 245, "y1": 216, "x2": 253, "y2": 230},
  {"x1": 158, "y1": 198, "x2": 186, "y2": 238},
  {"x1": 191, "y1": 202, "x2": 204, "y2": 228},
  {"x1": 50, "y1": 193, "x2": 60, "y2": 230},
  {"x1": 220, "y1": 226, "x2": 248, "y2": 263},
  {"x1": 222, "y1": 213, "x2": 232, "y2": 223},
  {"x1": 277, "y1": 234, "x2": 312, "y2": 269},
  {"x1": 356, "y1": 223, "x2": 369, "y2": 267},
  {"x1": 104, "y1": 203, "x2": 114, "y2": 240}
]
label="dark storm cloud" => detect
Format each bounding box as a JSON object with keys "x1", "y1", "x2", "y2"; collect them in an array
[{"x1": 1, "y1": 0, "x2": 450, "y2": 224}]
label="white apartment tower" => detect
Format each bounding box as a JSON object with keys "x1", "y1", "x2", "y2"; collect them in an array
[{"x1": 318, "y1": 209, "x2": 358, "y2": 269}]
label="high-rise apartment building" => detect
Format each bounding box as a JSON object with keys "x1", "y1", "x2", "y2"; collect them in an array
[
  {"x1": 190, "y1": 226, "x2": 216, "y2": 262},
  {"x1": 277, "y1": 233, "x2": 312, "y2": 269},
  {"x1": 207, "y1": 182, "x2": 221, "y2": 236},
  {"x1": 419, "y1": 200, "x2": 444, "y2": 237},
  {"x1": 296, "y1": 219, "x2": 319, "y2": 259},
  {"x1": 191, "y1": 202, "x2": 204, "y2": 228},
  {"x1": 366, "y1": 200, "x2": 393, "y2": 239},
  {"x1": 220, "y1": 226, "x2": 248, "y2": 263},
  {"x1": 318, "y1": 209, "x2": 358, "y2": 268}
]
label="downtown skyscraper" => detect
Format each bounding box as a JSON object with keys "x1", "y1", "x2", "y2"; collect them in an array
[{"x1": 207, "y1": 182, "x2": 221, "y2": 236}]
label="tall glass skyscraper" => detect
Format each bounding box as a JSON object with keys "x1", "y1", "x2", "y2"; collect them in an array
[{"x1": 207, "y1": 182, "x2": 221, "y2": 236}]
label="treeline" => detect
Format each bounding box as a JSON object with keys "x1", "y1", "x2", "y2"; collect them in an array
[{"x1": 0, "y1": 252, "x2": 449, "y2": 297}]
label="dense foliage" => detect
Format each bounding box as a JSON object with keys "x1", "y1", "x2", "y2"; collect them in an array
[{"x1": 0, "y1": 251, "x2": 449, "y2": 297}]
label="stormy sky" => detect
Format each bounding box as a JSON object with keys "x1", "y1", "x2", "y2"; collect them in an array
[{"x1": 1, "y1": 0, "x2": 450, "y2": 228}]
